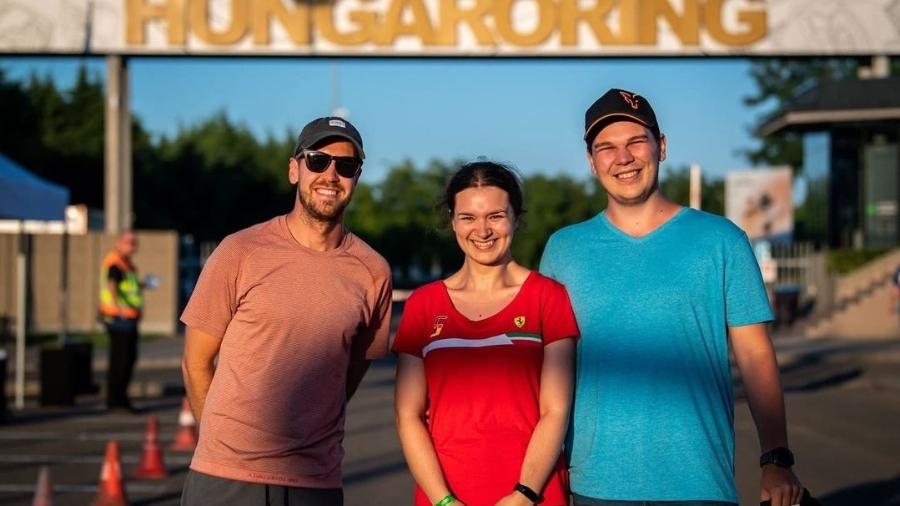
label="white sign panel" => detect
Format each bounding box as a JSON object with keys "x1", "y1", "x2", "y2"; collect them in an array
[
  {"x1": 726, "y1": 166, "x2": 794, "y2": 242},
  {"x1": 1, "y1": 0, "x2": 900, "y2": 56}
]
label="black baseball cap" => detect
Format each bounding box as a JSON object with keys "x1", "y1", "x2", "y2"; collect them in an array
[
  {"x1": 584, "y1": 88, "x2": 660, "y2": 144},
  {"x1": 294, "y1": 116, "x2": 365, "y2": 160}
]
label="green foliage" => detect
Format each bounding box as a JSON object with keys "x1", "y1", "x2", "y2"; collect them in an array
[
  {"x1": 742, "y1": 58, "x2": 860, "y2": 170},
  {"x1": 0, "y1": 66, "x2": 728, "y2": 282},
  {"x1": 514, "y1": 174, "x2": 603, "y2": 267},
  {"x1": 346, "y1": 159, "x2": 461, "y2": 282},
  {"x1": 659, "y1": 165, "x2": 725, "y2": 216},
  {"x1": 826, "y1": 249, "x2": 890, "y2": 275},
  {"x1": 136, "y1": 112, "x2": 296, "y2": 240}
]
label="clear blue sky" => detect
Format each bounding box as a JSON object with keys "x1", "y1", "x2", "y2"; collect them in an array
[{"x1": 1, "y1": 57, "x2": 768, "y2": 183}]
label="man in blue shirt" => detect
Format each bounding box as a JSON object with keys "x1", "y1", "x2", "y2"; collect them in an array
[{"x1": 540, "y1": 89, "x2": 803, "y2": 506}]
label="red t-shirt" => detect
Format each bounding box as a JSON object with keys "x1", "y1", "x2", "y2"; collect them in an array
[{"x1": 392, "y1": 272, "x2": 579, "y2": 506}]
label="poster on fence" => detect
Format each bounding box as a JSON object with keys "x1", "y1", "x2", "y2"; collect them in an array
[{"x1": 725, "y1": 166, "x2": 793, "y2": 242}]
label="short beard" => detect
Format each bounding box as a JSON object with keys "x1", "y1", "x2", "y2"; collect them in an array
[{"x1": 297, "y1": 185, "x2": 348, "y2": 223}]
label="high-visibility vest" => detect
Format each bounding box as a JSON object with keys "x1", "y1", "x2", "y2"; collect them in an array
[{"x1": 98, "y1": 250, "x2": 143, "y2": 320}]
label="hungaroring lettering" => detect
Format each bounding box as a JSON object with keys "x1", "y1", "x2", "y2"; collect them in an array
[{"x1": 124, "y1": 0, "x2": 767, "y2": 49}]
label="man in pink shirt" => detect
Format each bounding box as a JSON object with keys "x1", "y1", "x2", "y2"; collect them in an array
[{"x1": 180, "y1": 117, "x2": 392, "y2": 505}]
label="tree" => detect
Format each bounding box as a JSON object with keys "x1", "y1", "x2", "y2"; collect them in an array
[
  {"x1": 514, "y1": 174, "x2": 602, "y2": 268},
  {"x1": 742, "y1": 58, "x2": 861, "y2": 169},
  {"x1": 137, "y1": 112, "x2": 296, "y2": 241},
  {"x1": 659, "y1": 165, "x2": 725, "y2": 216}
]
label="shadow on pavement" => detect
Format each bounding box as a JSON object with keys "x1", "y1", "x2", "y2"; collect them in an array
[
  {"x1": 0, "y1": 397, "x2": 184, "y2": 426},
  {"x1": 819, "y1": 475, "x2": 900, "y2": 506},
  {"x1": 734, "y1": 354, "x2": 863, "y2": 400}
]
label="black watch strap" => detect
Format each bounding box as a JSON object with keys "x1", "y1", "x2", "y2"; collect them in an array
[
  {"x1": 759, "y1": 447, "x2": 794, "y2": 468},
  {"x1": 513, "y1": 483, "x2": 542, "y2": 503}
]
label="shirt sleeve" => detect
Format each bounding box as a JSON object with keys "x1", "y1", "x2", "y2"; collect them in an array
[
  {"x1": 540, "y1": 278, "x2": 580, "y2": 345},
  {"x1": 725, "y1": 233, "x2": 774, "y2": 327},
  {"x1": 391, "y1": 291, "x2": 427, "y2": 358},
  {"x1": 538, "y1": 234, "x2": 559, "y2": 281},
  {"x1": 357, "y1": 272, "x2": 394, "y2": 360},
  {"x1": 179, "y1": 236, "x2": 242, "y2": 339}
]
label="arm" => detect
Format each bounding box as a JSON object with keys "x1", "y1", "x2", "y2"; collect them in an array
[
  {"x1": 181, "y1": 326, "x2": 222, "y2": 423},
  {"x1": 495, "y1": 338, "x2": 575, "y2": 506},
  {"x1": 395, "y1": 353, "x2": 466, "y2": 506},
  {"x1": 730, "y1": 323, "x2": 802, "y2": 506},
  {"x1": 349, "y1": 275, "x2": 393, "y2": 400},
  {"x1": 107, "y1": 278, "x2": 121, "y2": 315},
  {"x1": 346, "y1": 353, "x2": 372, "y2": 400}
]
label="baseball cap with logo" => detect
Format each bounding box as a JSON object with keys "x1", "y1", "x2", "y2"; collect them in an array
[
  {"x1": 294, "y1": 116, "x2": 365, "y2": 160},
  {"x1": 583, "y1": 88, "x2": 660, "y2": 145}
]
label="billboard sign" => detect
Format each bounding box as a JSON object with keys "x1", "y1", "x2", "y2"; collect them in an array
[
  {"x1": 2, "y1": 0, "x2": 900, "y2": 57},
  {"x1": 725, "y1": 166, "x2": 794, "y2": 242}
]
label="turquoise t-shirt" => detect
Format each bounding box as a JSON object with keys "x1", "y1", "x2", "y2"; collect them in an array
[{"x1": 539, "y1": 208, "x2": 772, "y2": 503}]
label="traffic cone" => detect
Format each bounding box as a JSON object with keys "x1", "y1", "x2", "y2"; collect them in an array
[
  {"x1": 92, "y1": 440, "x2": 127, "y2": 506},
  {"x1": 133, "y1": 415, "x2": 166, "y2": 479},
  {"x1": 170, "y1": 397, "x2": 198, "y2": 451},
  {"x1": 31, "y1": 466, "x2": 52, "y2": 506}
]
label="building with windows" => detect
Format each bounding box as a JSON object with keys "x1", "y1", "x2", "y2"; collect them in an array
[{"x1": 758, "y1": 75, "x2": 900, "y2": 249}]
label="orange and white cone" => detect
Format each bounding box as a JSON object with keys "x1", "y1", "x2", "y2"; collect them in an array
[
  {"x1": 170, "y1": 397, "x2": 198, "y2": 452},
  {"x1": 31, "y1": 466, "x2": 53, "y2": 506},
  {"x1": 92, "y1": 440, "x2": 128, "y2": 506},
  {"x1": 133, "y1": 415, "x2": 166, "y2": 479}
]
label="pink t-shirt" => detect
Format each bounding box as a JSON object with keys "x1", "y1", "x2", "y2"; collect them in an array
[{"x1": 181, "y1": 215, "x2": 392, "y2": 488}]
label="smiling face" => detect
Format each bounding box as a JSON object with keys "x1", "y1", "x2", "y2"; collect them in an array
[
  {"x1": 451, "y1": 186, "x2": 516, "y2": 268},
  {"x1": 587, "y1": 120, "x2": 667, "y2": 208},
  {"x1": 288, "y1": 138, "x2": 359, "y2": 223}
]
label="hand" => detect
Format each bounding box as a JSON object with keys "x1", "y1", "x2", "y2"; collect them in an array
[
  {"x1": 760, "y1": 465, "x2": 802, "y2": 506},
  {"x1": 494, "y1": 492, "x2": 532, "y2": 506}
]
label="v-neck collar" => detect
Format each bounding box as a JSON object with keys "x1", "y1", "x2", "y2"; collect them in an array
[
  {"x1": 598, "y1": 207, "x2": 689, "y2": 244},
  {"x1": 441, "y1": 271, "x2": 535, "y2": 326}
]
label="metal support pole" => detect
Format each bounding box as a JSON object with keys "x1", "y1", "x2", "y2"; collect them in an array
[
  {"x1": 105, "y1": 55, "x2": 132, "y2": 234},
  {"x1": 689, "y1": 163, "x2": 702, "y2": 210},
  {"x1": 15, "y1": 228, "x2": 27, "y2": 409},
  {"x1": 58, "y1": 230, "x2": 69, "y2": 347}
]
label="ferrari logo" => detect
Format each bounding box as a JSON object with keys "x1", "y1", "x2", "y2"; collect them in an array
[{"x1": 514, "y1": 316, "x2": 526, "y2": 328}]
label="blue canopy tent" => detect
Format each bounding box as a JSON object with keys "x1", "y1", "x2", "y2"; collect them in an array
[
  {"x1": 0, "y1": 153, "x2": 69, "y2": 410},
  {"x1": 0, "y1": 153, "x2": 69, "y2": 220}
]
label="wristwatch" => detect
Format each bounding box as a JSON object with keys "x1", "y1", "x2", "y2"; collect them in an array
[{"x1": 759, "y1": 447, "x2": 794, "y2": 468}]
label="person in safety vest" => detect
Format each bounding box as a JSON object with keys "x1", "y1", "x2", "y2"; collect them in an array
[{"x1": 98, "y1": 231, "x2": 144, "y2": 413}]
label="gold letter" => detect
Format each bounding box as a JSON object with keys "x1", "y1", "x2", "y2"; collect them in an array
[
  {"x1": 559, "y1": 0, "x2": 616, "y2": 46},
  {"x1": 374, "y1": 0, "x2": 437, "y2": 46},
  {"x1": 313, "y1": 3, "x2": 377, "y2": 45},
  {"x1": 126, "y1": 0, "x2": 185, "y2": 44},
  {"x1": 638, "y1": 0, "x2": 699, "y2": 45},
  {"x1": 615, "y1": 0, "x2": 640, "y2": 45},
  {"x1": 252, "y1": 0, "x2": 309, "y2": 46},
  {"x1": 191, "y1": 0, "x2": 249, "y2": 45},
  {"x1": 434, "y1": 0, "x2": 494, "y2": 46},
  {"x1": 703, "y1": 0, "x2": 766, "y2": 46},
  {"x1": 493, "y1": 0, "x2": 556, "y2": 46}
]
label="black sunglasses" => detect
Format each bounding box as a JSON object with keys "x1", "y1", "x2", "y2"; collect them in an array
[{"x1": 297, "y1": 150, "x2": 362, "y2": 178}]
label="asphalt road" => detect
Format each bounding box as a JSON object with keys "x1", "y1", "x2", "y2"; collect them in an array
[{"x1": 1, "y1": 339, "x2": 899, "y2": 506}]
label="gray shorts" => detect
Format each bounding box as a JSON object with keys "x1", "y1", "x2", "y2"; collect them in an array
[
  {"x1": 572, "y1": 494, "x2": 737, "y2": 506},
  {"x1": 181, "y1": 470, "x2": 343, "y2": 506}
]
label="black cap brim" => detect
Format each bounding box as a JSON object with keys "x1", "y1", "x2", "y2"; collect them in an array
[{"x1": 584, "y1": 113, "x2": 658, "y2": 142}]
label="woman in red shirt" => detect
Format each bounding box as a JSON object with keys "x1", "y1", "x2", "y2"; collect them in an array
[{"x1": 393, "y1": 161, "x2": 579, "y2": 506}]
